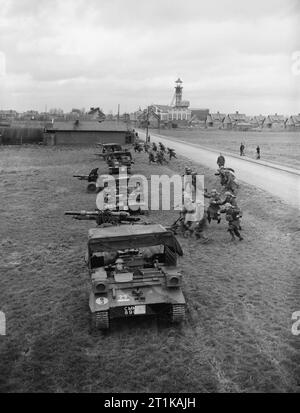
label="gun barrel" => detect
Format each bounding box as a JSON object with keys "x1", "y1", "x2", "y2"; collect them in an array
[
  {"x1": 73, "y1": 216, "x2": 97, "y2": 221},
  {"x1": 73, "y1": 175, "x2": 89, "y2": 180},
  {"x1": 65, "y1": 210, "x2": 98, "y2": 216}
]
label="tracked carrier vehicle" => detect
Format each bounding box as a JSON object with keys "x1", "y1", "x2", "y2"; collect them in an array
[{"x1": 87, "y1": 224, "x2": 186, "y2": 329}]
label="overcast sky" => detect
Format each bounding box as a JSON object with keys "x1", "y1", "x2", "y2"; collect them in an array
[{"x1": 0, "y1": 0, "x2": 299, "y2": 115}]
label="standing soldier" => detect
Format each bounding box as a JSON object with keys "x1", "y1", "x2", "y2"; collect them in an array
[
  {"x1": 221, "y1": 203, "x2": 243, "y2": 241},
  {"x1": 240, "y1": 142, "x2": 245, "y2": 156},
  {"x1": 256, "y1": 145, "x2": 261, "y2": 159},
  {"x1": 217, "y1": 153, "x2": 225, "y2": 168},
  {"x1": 144, "y1": 142, "x2": 150, "y2": 152}
]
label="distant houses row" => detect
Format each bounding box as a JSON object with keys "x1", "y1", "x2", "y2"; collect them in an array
[
  {"x1": 130, "y1": 108, "x2": 300, "y2": 131},
  {"x1": 206, "y1": 112, "x2": 300, "y2": 131}
]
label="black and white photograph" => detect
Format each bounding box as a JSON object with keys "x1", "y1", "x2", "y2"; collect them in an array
[{"x1": 0, "y1": 0, "x2": 299, "y2": 398}]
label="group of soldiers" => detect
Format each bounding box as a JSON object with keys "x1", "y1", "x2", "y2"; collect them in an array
[
  {"x1": 134, "y1": 136, "x2": 243, "y2": 243},
  {"x1": 173, "y1": 159, "x2": 243, "y2": 242},
  {"x1": 134, "y1": 140, "x2": 177, "y2": 165},
  {"x1": 206, "y1": 154, "x2": 243, "y2": 241}
]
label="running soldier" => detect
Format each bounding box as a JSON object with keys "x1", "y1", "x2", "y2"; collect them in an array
[
  {"x1": 217, "y1": 167, "x2": 238, "y2": 194},
  {"x1": 148, "y1": 150, "x2": 156, "y2": 164},
  {"x1": 152, "y1": 142, "x2": 158, "y2": 152},
  {"x1": 168, "y1": 147, "x2": 177, "y2": 160},
  {"x1": 205, "y1": 189, "x2": 222, "y2": 224},
  {"x1": 221, "y1": 203, "x2": 243, "y2": 241},
  {"x1": 159, "y1": 142, "x2": 166, "y2": 153}
]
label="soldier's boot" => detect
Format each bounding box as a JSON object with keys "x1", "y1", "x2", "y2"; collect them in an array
[
  {"x1": 217, "y1": 213, "x2": 221, "y2": 224},
  {"x1": 207, "y1": 213, "x2": 211, "y2": 224}
]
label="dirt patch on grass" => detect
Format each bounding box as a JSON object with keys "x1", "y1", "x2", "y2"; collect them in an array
[{"x1": 0, "y1": 145, "x2": 299, "y2": 392}]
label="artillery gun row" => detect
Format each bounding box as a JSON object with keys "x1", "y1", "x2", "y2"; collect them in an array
[{"x1": 67, "y1": 138, "x2": 187, "y2": 330}]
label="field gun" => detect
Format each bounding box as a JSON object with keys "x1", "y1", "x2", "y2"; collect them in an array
[
  {"x1": 65, "y1": 210, "x2": 140, "y2": 226},
  {"x1": 73, "y1": 168, "x2": 99, "y2": 192}
]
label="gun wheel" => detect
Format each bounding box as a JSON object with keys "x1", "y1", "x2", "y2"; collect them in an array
[
  {"x1": 87, "y1": 183, "x2": 97, "y2": 193},
  {"x1": 170, "y1": 304, "x2": 185, "y2": 324},
  {"x1": 93, "y1": 311, "x2": 109, "y2": 330}
]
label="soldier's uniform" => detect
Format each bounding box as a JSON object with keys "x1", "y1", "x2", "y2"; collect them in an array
[
  {"x1": 205, "y1": 189, "x2": 222, "y2": 223},
  {"x1": 156, "y1": 150, "x2": 168, "y2": 165},
  {"x1": 152, "y1": 143, "x2": 158, "y2": 152},
  {"x1": 159, "y1": 142, "x2": 166, "y2": 152},
  {"x1": 168, "y1": 148, "x2": 177, "y2": 160},
  {"x1": 222, "y1": 203, "x2": 243, "y2": 241},
  {"x1": 148, "y1": 151, "x2": 155, "y2": 164}
]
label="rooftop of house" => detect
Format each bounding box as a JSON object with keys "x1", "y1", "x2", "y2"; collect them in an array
[
  {"x1": 152, "y1": 104, "x2": 173, "y2": 112},
  {"x1": 227, "y1": 112, "x2": 247, "y2": 121},
  {"x1": 208, "y1": 113, "x2": 226, "y2": 121},
  {"x1": 266, "y1": 114, "x2": 287, "y2": 122},
  {"x1": 290, "y1": 114, "x2": 300, "y2": 123}
]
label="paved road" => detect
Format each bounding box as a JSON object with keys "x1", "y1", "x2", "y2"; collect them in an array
[{"x1": 137, "y1": 130, "x2": 300, "y2": 209}]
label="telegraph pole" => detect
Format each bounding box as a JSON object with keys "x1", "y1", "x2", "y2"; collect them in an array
[{"x1": 146, "y1": 106, "x2": 150, "y2": 142}]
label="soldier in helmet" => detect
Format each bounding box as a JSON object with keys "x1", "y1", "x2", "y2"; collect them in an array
[
  {"x1": 159, "y1": 142, "x2": 166, "y2": 153},
  {"x1": 183, "y1": 166, "x2": 197, "y2": 189},
  {"x1": 115, "y1": 258, "x2": 126, "y2": 273},
  {"x1": 205, "y1": 189, "x2": 222, "y2": 224},
  {"x1": 221, "y1": 203, "x2": 243, "y2": 241},
  {"x1": 217, "y1": 153, "x2": 225, "y2": 168}
]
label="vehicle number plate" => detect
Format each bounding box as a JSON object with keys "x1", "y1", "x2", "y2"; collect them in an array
[{"x1": 124, "y1": 305, "x2": 146, "y2": 315}]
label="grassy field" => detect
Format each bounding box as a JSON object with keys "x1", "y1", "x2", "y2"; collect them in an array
[
  {"x1": 0, "y1": 145, "x2": 299, "y2": 393},
  {"x1": 154, "y1": 129, "x2": 300, "y2": 170}
]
